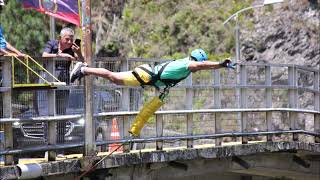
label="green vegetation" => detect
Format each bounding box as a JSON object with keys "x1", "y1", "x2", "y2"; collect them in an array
[
  {"x1": 1, "y1": 0, "x2": 254, "y2": 59},
  {"x1": 0, "y1": 1, "x2": 49, "y2": 55},
  {"x1": 111, "y1": 0, "x2": 254, "y2": 59}
]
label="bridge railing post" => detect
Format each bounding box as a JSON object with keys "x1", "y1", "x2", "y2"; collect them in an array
[
  {"x1": 186, "y1": 74, "x2": 193, "y2": 148},
  {"x1": 121, "y1": 115, "x2": 130, "y2": 152},
  {"x1": 46, "y1": 59, "x2": 57, "y2": 161},
  {"x1": 314, "y1": 70, "x2": 320, "y2": 143},
  {"x1": 120, "y1": 58, "x2": 131, "y2": 152},
  {"x1": 288, "y1": 66, "x2": 298, "y2": 141},
  {"x1": 213, "y1": 69, "x2": 222, "y2": 146},
  {"x1": 265, "y1": 65, "x2": 273, "y2": 142},
  {"x1": 239, "y1": 64, "x2": 248, "y2": 144},
  {"x1": 156, "y1": 114, "x2": 163, "y2": 150},
  {"x1": 2, "y1": 59, "x2": 14, "y2": 165}
]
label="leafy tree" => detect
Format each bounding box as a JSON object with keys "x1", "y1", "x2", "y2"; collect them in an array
[{"x1": 0, "y1": 0, "x2": 49, "y2": 56}]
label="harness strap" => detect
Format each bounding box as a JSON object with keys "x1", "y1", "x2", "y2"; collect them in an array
[
  {"x1": 132, "y1": 70, "x2": 148, "y2": 87},
  {"x1": 139, "y1": 66, "x2": 153, "y2": 75},
  {"x1": 132, "y1": 60, "x2": 186, "y2": 89}
]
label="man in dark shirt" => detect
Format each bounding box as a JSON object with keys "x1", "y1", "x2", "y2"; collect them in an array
[
  {"x1": 42, "y1": 27, "x2": 83, "y2": 85},
  {"x1": 42, "y1": 27, "x2": 83, "y2": 113},
  {"x1": 41, "y1": 27, "x2": 83, "y2": 150}
]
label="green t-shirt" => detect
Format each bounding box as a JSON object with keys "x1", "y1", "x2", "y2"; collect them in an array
[{"x1": 154, "y1": 57, "x2": 192, "y2": 87}]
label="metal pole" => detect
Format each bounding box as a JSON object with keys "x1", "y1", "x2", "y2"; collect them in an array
[
  {"x1": 49, "y1": 17, "x2": 55, "y2": 40},
  {"x1": 3, "y1": 60, "x2": 13, "y2": 165},
  {"x1": 235, "y1": 15, "x2": 240, "y2": 62},
  {"x1": 82, "y1": 0, "x2": 95, "y2": 156}
]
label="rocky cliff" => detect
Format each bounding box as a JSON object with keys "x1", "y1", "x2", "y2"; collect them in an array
[{"x1": 241, "y1": 0, "x2": 319, "y2": 68}]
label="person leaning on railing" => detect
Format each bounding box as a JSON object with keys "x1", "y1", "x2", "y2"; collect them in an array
[
  {"x1": 0, "y1": 0, "x2": 26, "y2": 86},
  {"x1": 41, "y1": 27, "x2": 84, "y2": 115},
  {"x1": 41, "y1": 27, "x2": 83, "y2": 155},
  {"x1": 0, "y1": 0, "x2": 25, "y2": 57}
]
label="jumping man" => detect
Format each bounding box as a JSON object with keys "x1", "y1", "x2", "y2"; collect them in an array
[{"x1": 70, "y1": 48, "x2": 236, "y2": 88}]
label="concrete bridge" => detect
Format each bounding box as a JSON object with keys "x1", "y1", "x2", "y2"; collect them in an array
[{"x1": 0, "y1": 57, "x2": 319, "y2": 179}]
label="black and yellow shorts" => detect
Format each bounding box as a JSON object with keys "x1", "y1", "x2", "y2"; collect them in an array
[{"x1": 119, "y1": 64, "x2": 152, "y2": 86}]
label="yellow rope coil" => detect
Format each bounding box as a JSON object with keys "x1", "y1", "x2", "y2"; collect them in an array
[{"x1": 129, "y1": 96, "x2": 164, "y2": 137}]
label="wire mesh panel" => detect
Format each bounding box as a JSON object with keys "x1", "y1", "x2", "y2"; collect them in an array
[
  {"x1": 192, "y1": 70, "x2": 213, "y2": 86},
  {"x1": 272, "y1": 66, "x2": 289, "y2": 86},
  {"x1": 139, "y1": 115, "x2": 157, "y2": 138},
  {"x1": 272, "y1": 89, "x2": 289, "y2": 108},
  {"x1": 297, "y1": 68, "x2": 314, "y2": 89},
  {"x1": 246, "y1": 112, "x2": 266, "y2": 141},
  {"x1": 193, "y1": 89, "x2": 214, "y2": 109},
  {"x1": 163, "y1": 114, "x2": 187, "y2": 136},
  {"x1": 247, "y1": 89, "x2": 266, "y2": 108},
  {"x1": 219, "y1": 113, "x2": 239, "y2": 133},
  {"x1": 298, "y1": 90, "x2": 314, "y2": 110},
  {"x1": 129, "y1": 88, "x2": 144, "y2": 111},
  {"x1": 162, "y1": 89, "x2": 187, "y2": 110},
  {"x1": 221, "y1": 89, "x2": 238, "y2": 108},
  {"x1": 93, "y1": 59, "x2": 122, "y2": 85},
  {"x1": 300, "y1": 113, "x2": 315, "y2": 143},
  {"x1": 271, "y1": 112, "x2": 291, "y2": 141},
  {"x1": 247, "y1": 65, "x2": 266, "y2": 85},
  {"x1": 11, "y1": 90, "x2": 37, "y2": 118},
  {"x1": 220, "y1": 68, "x2": 237, "y2": 85},
  {"x1": 219, "y1": 113, "x2": 239, "y2": 143},
  {"x1": 193, "y1": 113, "x2": 215, "y2": 146}
]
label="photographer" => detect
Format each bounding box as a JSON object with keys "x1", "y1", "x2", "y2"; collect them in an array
[{"x1": 41, "y1": 27, "x2": 83, "y2": 155}]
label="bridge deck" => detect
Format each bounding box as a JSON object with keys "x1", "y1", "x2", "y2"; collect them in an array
[{"x1": 0, "y1": 141, "x2": 319, "y2": 180}]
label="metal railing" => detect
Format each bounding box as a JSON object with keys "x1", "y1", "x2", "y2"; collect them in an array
[{"x1": 0, "y1": 56, "x2": 319, "y2": 165}]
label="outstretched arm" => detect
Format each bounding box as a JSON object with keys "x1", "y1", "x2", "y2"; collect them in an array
[
  {"x1": 188, "y1": 59, "x2": 235, "y2": 72},
  {"x1": 6, "y1": 42, "x2": 25, "y2": 56}
]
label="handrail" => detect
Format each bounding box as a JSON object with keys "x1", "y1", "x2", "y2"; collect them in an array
[
  {"x1": 1, "y1": 56, "x2": 319, "y2": 72},
  {"x1": 0, "y1": 108, "x2": 319, "y2": 123},
  {"x1": 1, "y1": 130, "x2": 319, "y2": 155}
]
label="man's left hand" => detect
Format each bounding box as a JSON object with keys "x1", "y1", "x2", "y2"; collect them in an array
[{"x1": 220, "y1": 59, "x2": 237, "y2": 69}]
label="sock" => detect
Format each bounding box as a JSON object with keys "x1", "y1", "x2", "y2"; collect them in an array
[{"x1": 80, "y1": 67, "x2": 86, "y2": 74}]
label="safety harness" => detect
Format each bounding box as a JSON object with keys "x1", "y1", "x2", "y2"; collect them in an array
[{"x1": 132, "y1": 61, "x2": 188, "y2": 92}]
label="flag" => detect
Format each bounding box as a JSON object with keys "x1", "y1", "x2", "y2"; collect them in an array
[{"x1": 21, "y1": 0, "x2": 80, "y2": 26}]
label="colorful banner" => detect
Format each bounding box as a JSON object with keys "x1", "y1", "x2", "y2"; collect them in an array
[{"x1": 21, "y1": 0, "x2": 80, "y2": 26}]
